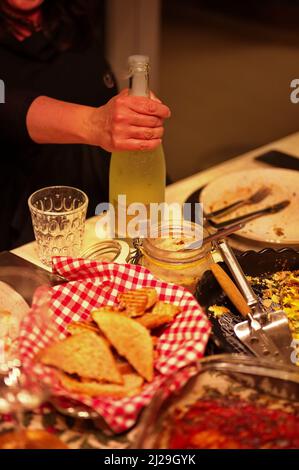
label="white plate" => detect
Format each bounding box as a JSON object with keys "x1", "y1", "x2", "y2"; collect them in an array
[{"x1": 200, "y1": 168, "x2": 299, "y2": 245}]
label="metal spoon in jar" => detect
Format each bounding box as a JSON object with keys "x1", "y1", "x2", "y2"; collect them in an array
[{"x1": 180, "y1": 222, "x2": 245, "y2": 251}]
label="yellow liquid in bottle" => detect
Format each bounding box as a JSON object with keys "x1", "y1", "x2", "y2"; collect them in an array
[{"x1": 109, "y1": 144, "x2": 166, "y2": 237}]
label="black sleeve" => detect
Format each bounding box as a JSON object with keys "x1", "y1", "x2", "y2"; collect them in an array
[{"x1": 0, "y1": 85, "x2": 41, "y2": 143}]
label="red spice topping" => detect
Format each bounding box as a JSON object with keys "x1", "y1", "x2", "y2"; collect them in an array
[{"x1": 167, "y1": 398, "x2": 299, "y2": 449}]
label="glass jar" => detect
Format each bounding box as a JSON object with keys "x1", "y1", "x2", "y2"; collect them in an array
[{"x1": 138, "y1": 221, "x2": 213, "y2": 293}]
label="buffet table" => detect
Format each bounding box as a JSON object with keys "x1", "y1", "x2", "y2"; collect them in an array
[
  {"x1": 11, "y1": 131, "x2": 299, "y2": 268},
  {"x1": 2, "y1": 132, "x2": 299, "y2": 449}
]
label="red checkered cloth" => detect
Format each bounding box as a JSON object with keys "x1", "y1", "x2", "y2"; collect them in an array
[{"x1": 19, "y1": 257, "x2": 211, "y2": 433}]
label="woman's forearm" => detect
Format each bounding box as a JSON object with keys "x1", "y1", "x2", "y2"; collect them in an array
[{"x1": 26, "y1": 95, "x2": 98, "y2": 145}]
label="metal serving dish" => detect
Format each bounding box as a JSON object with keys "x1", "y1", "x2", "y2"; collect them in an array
[
  {"x1": 133, "y1": 354, "x2": 299, "y2": 449},
  {"x1": 195, "y1": 248, "x2": 299, "y2": 355}
]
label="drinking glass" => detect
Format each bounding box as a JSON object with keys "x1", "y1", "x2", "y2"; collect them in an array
[
  {"x1": 0, "y1": 266, "x2": 66, "y2": 448},
  {"x1": 28, "y1": 186, "x2": 88, "y2": 266}
]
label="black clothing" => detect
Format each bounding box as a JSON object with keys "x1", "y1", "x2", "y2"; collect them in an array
[{"x1": 0, "y1": 31, "x2": 117, "y2": 250}]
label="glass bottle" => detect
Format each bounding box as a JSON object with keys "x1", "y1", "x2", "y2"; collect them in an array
[{"x1": 109, "y1": 55, "x2": 166, "y2": 238}]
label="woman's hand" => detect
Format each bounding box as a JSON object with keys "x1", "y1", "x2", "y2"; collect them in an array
[
  {"x1": 26, "y1": 91, "x2": 170, "y2": 151},
  {"x1": 87, "y1": 89, "x2": 171, "y2": 152}
]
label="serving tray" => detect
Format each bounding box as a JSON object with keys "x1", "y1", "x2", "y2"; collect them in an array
[{"x1": 195, "y1": 248, "x2": 299, "y2": 355}]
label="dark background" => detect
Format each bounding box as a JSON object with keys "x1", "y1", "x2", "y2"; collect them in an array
[{"x1": 158, "y1": 0, "x2": 299, "y2": 180}]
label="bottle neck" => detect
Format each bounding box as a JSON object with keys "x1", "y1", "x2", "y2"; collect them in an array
[{"x1": 129, "y1": 66, "x2": 150, "y2": 97}]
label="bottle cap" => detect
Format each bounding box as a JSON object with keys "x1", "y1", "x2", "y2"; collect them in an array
[{"x1": 128, "y1": 55, "x2": 150, "y2": 67}]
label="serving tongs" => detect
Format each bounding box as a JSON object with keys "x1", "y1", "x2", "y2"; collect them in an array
[{"x1": 217, "y1": 239, "x2": 293, "y2": 365}]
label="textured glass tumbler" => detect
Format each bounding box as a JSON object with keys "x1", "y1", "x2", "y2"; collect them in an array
[{"x1": 28, "y1": 186, "x2": 88, "y2": 266}]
